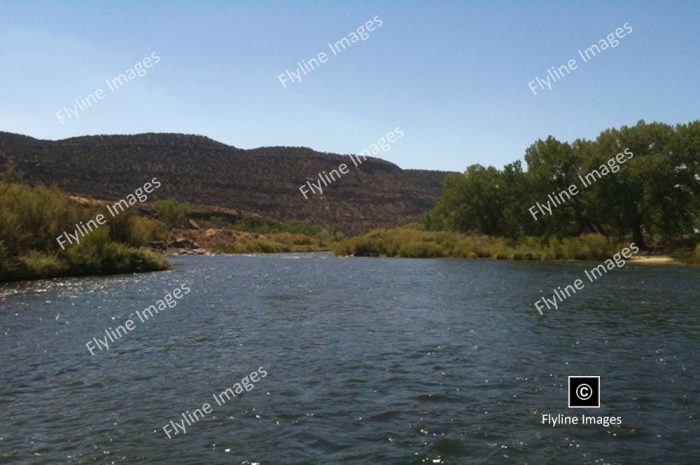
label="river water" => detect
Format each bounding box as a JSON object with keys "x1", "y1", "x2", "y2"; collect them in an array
[{"x1": 1, "y1": 253, "x2": 698, "y2": 464}]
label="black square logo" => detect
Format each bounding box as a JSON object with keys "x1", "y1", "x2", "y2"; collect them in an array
[{"x1": 568, "y1": 376, "x2": 600, "y2": 408}]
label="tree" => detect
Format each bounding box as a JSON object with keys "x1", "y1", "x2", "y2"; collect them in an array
[{"x1": 423, "y1": 120, "x2": 700, "y2": 248}]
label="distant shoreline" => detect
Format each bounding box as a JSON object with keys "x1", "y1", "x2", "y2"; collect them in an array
[
  {"x1": 1, "y1": 250, "x2": 692, "y2": 285},
  {"x1": 628, "y1": 255, "x2": 680, "y2": 265}
]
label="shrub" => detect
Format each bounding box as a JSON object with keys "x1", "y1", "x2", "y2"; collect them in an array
[
  {"x1": 18, "y1": 251, "x2": 68, "y2": 276},
  {"x1": 100, "y1": 242, "x2": 169, "y2": 273},
  {"x1": 334, "y1": 227, "x2": 630, "y2": 262},
  {"x1": 65, "y1": 227, "x2": 168, "y2": 275},
  {"x1": 232, "y1": 216, "x2": 319, "y2": 236},
  {"x1": 208, "y1": 231, "x2": 327, "y2": 254},
  {"x1": 280, "y1": 220, "x2": 319, "y2": 236},
  {"x1": 407, "y1": 242, "x2": 444, "y2": 257},
  {"x1": 126, "y1": 216, "x2": 168, "y2": 245},
  {"x1": 688, "y1": 243, "x2": 700, "y2": 264},
  {"x1": 154, "y1": 199, "x2": 191, "y2": 227},
  {"x1": 0, "y1": 180, "x2": 170, "y2": 281},
  {"x1": 555, "y1": 234, "x2": 616, "y2": 260}
]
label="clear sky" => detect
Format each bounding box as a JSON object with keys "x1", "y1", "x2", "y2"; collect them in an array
[{"x1": 0, "y1": 1, "x2": 698, "y2": 171}]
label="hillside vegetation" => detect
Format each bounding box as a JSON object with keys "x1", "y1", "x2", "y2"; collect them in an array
[{"x1": 0, "y1": 132, "x2": 448, "y2": 234}]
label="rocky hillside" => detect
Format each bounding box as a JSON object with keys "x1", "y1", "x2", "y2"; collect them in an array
[{"x1": 0, "y1": 132, "x2": 450, "y2": 233}]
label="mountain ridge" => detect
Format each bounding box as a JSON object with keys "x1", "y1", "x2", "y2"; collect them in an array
[{"x1": 0, "y1": 131, "x2": 451, "y2": 233}]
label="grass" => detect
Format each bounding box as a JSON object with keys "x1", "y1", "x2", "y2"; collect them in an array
[
  {"x1": 187, "y1": 214, "x2": 336, "y2": 255},
  {"x1": 206, "y1": 231, "x2": 329, "y2": 254},
  {"x1": 671, "y1": 243, "x2": 700, "y2": 265},
  {"x1": 333, "y1": 226, "x2": 631, "y2": 261}
]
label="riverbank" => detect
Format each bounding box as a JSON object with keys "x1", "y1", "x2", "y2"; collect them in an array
[
  {"x1": 121, "y1": 222, "x2": 700, "y2": 267},
  {"x1": 0, "y1": 250, "x2": 169, "y2": 283},
  {"x1": 629, "y1": 256, "x2": 678, "y2": 265},
  {"x1": 2, "y1": 178, "x2": 696, "y2": 284},
  {"x1": 330, "y1": 226, "x2": 700, "y2": 265}
]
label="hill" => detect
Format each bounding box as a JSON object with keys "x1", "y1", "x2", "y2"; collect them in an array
[{"x1": 0, "y1": 132, "x2": 450, "y2": 233}]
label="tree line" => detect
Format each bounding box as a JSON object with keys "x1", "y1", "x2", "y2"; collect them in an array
[{"x1": 424, "y1": 121, "x2": 700, "y2": 249}]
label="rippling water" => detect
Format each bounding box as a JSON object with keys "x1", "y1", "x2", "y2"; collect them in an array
[{"x1": 1, "y1": 253, "x2": 698, "y2": 464}]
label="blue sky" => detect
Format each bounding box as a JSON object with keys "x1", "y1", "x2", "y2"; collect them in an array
[{"x1": 0, "y1": 1, "x2": 698, "y2": 171}]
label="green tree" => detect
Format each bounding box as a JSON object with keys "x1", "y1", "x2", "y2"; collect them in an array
[
  {"x1": 427, "y1": 165, "x2": 510, "y2": 236},
  {"x1": 423, "y1": 120, "x2": 700, "y2": 248},
  {"x1": 593, "y1": 121, "x2": 688, "y2": 247}
]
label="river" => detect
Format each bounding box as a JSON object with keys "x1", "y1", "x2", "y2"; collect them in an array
[{"x1": 1, "y1": 253, "x2": 698, "y2": 464}]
